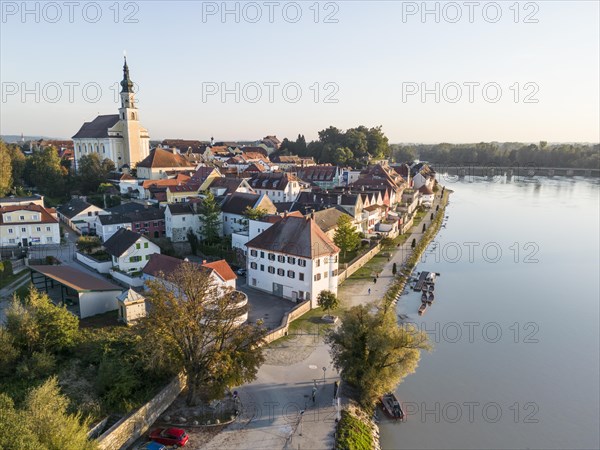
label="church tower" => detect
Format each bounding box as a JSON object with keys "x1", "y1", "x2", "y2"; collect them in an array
[{"x1": 118, "y1": 57, "x2": 149, "y2": 170}]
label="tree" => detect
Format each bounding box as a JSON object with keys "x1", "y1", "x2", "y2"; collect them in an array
[
  {"x1": 5, "y1": 286, "x2": 79, "y2": 356},
  {"x1": 317, "y1": 290, "x2": 339, "y2": 318},
  {"x1": 0, "y1": 142, "x2": 13, "y2": 196},
  {"x1": 326, "y1": 306, "x2": 430, "y2": 408},
  {"x1": 198, "y1": 192, "x2": 222, "y2": 243},
  {"x1": 23, "y1": 377, "x2": 97, "y2": 450},
  {"x1": 25, "y1": 147, "x2": 67, "y2": 198},
  {"x1": 0, "y1": 393, "x2": 41, "y2": 450},
  {"x1": 77, "y1": 153, "x2": 114, "y2": 194},
  {"x1": 243, "y1": 206, "x2": 268, "y2": 221},
  {"x1": 140, "y1": 261, "x2": 266, "y2": 405},
  {"x1": 6, "y1": 142, "x2": 27, "y2": 186},
  {"x1": 392, "y1": 263, "x2": 397, "y2": 276},
  {"x1": 334, "y1": 214, "x2": 361, "y2": 260},
  {"x1": 411, "y1": 238, "x2": 416, "y2": 248},
  {"x1": 187, "y1": 229, "x2": 199, "y2": 255}
]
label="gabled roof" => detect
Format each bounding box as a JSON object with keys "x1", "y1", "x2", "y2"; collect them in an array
[
  {"x1": 221, "y1": 192, "x2": 263, "y2": 215},
  {"x1": 29, "y1": 265, "x2": 121, "y2": 292},
  {"x1": 312, "y1": 208, "x2": 351, "y2": 233},
  {"x1": 295, "y1": 166, "x2": 339, "y2": 182},
  {"x1": 190, "y1": 166, "x2": 220, "y2": 184},
  {"x1": 97, "y1": 214, "x2": 132, "y2": 226},
  {"x1": 246, "y1": 215, "x2": 339, "y2": 258},
  {"x1": 57, "y1": 198, "x2": 97, "y2": 219},
  {"x1": 248, "y1": 172, "x2": 299, "y2": 190},
  {"x1": 208, "y1": 177, "x2": 251, "y2": 195},
  {"x1": 72, "y1": 114, "x2": 120, "y2": 139},
  {"x1": 117, "y1": 288, "x2": 146, "y2": 304},
  {"x1": 0, "y1": 204, "x2": 59, "y2": 225},
  {"x1": 103, "y1": 228, "x2": 146, "y2": 257},
  {"x1": 419, "y1": 185, "x2": 434, "y2": 195},
  {"x1": 166, "y1": 203, "x2": 195, "y2": 216},
  {"x1": 202, "y1": 260, "x2": 237, "y2": 282},
  {"x1": 137, "y1": 148, "x2": 194, "y2": 169}
]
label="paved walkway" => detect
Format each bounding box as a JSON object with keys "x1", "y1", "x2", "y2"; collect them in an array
[
  {"x1": 339, "y1": 192, "x2": 446, "y2": 309},
  {"x1": 198, "y1": 192, "x2": 448, "y2": 450}
]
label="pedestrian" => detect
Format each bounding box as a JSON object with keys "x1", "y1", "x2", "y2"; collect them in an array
[
  {"x1": 312, "y1": 387, "x2": 317, "y2": 403},
  {"x1": 334, "y1": 381, "x2": 339, "y2": 398},
  {"x1": 368, "y1": 288, "x2": 371, "y2": 295},
  {"x1": 373, "y1": 277, "x2": 377, "y2": 284}
]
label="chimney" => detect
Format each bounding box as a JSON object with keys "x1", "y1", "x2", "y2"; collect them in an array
[
  {"x1": 202, "y1": 259, "x2": 207, "y2": 264},
  {"x1": 171, "y1": 147, "x2": 177, "y2": 154}
]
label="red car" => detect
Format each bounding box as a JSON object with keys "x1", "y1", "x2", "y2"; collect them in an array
[{"x1": 149, "y1": 427, "x2": 189, "y2": 447}]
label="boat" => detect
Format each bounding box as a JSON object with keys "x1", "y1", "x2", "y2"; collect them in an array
[
  {"x1": 421, "y1": 292, "x2": 428, "y2": 302},
  {"x1": 428, "y1": 284, "x2": 435, "y2": 292},
  {"x1": 418, "y1": 303, "x2": 427, "y2": 315},
  {"x1": 380, "y1": 393, "x2": 405, "y2": 420},
  {"x1": 427, "y1": 292, "x2": 434, "y2": 304}
]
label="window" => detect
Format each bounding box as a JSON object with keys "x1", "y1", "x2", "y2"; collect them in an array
[
  {"x1": 250, "y1": 262, "x2": 257, "y2": 269},
  {"x1": 46, "y1": 236, "x2": 53, "y2": 243},
  {"x1": 144, "y1": 222, "x2": 149, "y2": 228},
  {"x1": 46, "y1": 226, "x2": 51, "y2": 231},
  {"x1": 36, "y1": 227, "x2": 41, "y2": 232},
  {"x1": 136, "y1": 243, "x2": 141, "y2": 249},
  {"x1": 32, "y1": 215, "x2": 39, "y2": 221},
  {"x1": 260, "y1": 264, "x2": 264, "y2": 271},
  {"x1": 260, "y1": 251, "x2": 264, "y2": 258},
  {"x1": 8, "y1": 238, "x2": 15, "y2": 244},
  {"x1": 314, "y1": 273, "x2": 321, "y2": 281},
  {"x1": 277, "y1": 255, "x2": 285, "y2": 263},
  {"x1": 21, "y1": 227, "x2": 26, "y2": 232},
  {"x1": 287, "y1": 270, "x2": 295, "y2": 279},
  {"x1": 146, "y1": 255, "x2": 151, "y2": 260},
  {"x1": 298, "y1": 259, "x2": 306, "y2": 267},
  {"x1": 87, "y1": 212, "x2": 92, "y2": 216},
  {"x1": 287, "y1": 256, "x2": 296, "y2": 264},
  {"x1": 144, "y1": 242, "x2": 148, "y2": 248},
  {"x1": 153, "y1": 221, "x2": 159, "y2": 227},
  {"x1": 332, "y1": 269, "x2": 338, "y2": 276},
  {"x1": 129, "y1": 256, "x2": 142, "y2": 262},
  {"x1": 252, "y1": 278, "x2": 257, "y2": 286},
  {"x1": 182, "y1": 217, "x2": 186, "y2": 222},
  {"x1": 268, "y1": 253, "x2": 275, "y2": 261},
  {"x1": 250, "y1": 249, "x2": 258, "y2": 257},
  {"x1": 277, "y1": 268, "x2": 285, "y2": 276},
  {"x1": 135, "y1": 223, "x2": 140, "y2": 228},
  {"x1": 268, "y1": 266, "x2": 275, "y2": 274},
  {"x1": 20, "y1": 215, "x2": 25, "y2": 220},
  {"x1": 224, "y1": 216, "x2": 228, "y2": 222},
  {"x1": 324, "y1": 271, "x2": 328, "y2": 278},
  {"x1": 316, "y1": 259, "x2": 321, "y2": 267},
  {"x1": 8, "y1": 228, "x2": 13, "y2": 234},
  {"x1": 299, "y1": 273, "x2": 304, "y2": 281},
  {"x1": 5, "y1": 216, "x2": 11, "y2": 222}
]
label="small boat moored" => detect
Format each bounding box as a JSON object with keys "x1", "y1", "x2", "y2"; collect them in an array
[
  {"x1": 427, "y1": 292, "x2": 434, "y2": 304},
  {"x1": 380, "y1": 393, "x2": 405, "y2": 420},
  {"x1": 418, "y1": 303, "x2": 427, "y2": 315},
  {"x1": 421, "y1": 293, "x2": 428, "y2": 303}
]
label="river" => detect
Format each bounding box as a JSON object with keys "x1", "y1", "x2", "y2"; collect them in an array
[{"x1": 380, "y1": 176, "x2": 600, "y2": 450}]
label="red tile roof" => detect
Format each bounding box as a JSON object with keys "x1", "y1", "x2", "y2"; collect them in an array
[
  {"x1": 202, "y1": 260, "x2": 237, "y2": 281},
  {"x1": 0, "y1": 204, "x2": 59, "y2": 225},
  {"x1": 137, "y1": 148, "x2": 195, "y2": 169}
]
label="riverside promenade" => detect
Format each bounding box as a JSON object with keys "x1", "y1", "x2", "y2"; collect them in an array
[
  {"x1": 199, "y1": 190, "x2": 448, "y2": 450},
  {"x1": 339, "y1": 190, "x2": 447, "y2": 309}
]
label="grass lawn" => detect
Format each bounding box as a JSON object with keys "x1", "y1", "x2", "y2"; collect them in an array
[
  {"x1": 348, "y1": 252, "x2": 389, "y2": 280},
  {"x1": 287, "y1": 306, "x2": 336, "y2": 336},
  {"x1": 0, "y1": 269, "x2": 29, "y2": 289}
]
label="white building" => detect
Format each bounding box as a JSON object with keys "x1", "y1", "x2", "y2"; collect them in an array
[
  {"x1": 94, "y1": 214, "x2": 132, "y2": 242},
  {"x1": 72, "y1": 58, "x2": 150, "y2": 171},
  {"x1": 0, "y1": 203, "x2": 60, "y2": 247},
  {"x1": 103, "y1": 228, "x2": 160, "y2": 274},
  {"x1": 164, "y1": 203, "x2": 201, "y2": 242},
  {"x1": 117, "y1": 289, "x2": 147, "y2": 325},
  {"x1": 57, "y1": 198, "x2": 109, "y2": 235},
  {"x1": 247, "y1": 172, "x2": 304, "y2": 203},
  {"x1": 221, "y1": 192, "x2": 277, "y2": 236},
  {"x1": 245, "y1": 214, "x2": 340, "y2": 307},
  {"x1": 136, "y1": 148, "x2": 196, "y2": 180}
]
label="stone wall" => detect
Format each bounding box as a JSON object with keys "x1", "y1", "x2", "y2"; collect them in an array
[
  {"x1": 337, "y1": 244, "x2": 382, "y2": 284},
  {"x1": 263, "y1": 300, "x2": 312, "y2": 345},
  {"x1": 96, "y1": 373, "x2": 187, "y2": 450}
]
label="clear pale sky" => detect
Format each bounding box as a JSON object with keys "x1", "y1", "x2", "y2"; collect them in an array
[{"x1": 1, "y1": 1, "x2": 598, "y2": 143}]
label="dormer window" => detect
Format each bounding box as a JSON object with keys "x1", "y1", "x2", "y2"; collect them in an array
[{"x1": 19, "y1": 215, "x2": 25, "y2": 221}]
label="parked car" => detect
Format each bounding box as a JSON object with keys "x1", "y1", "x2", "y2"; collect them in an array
[
  {"x1": 137, "y1": 442, "x2": 167, "y2": 450},
  {"x1": 149, "y1": 428, "x2": 189, "y2": 447},
  {"x1": 236, "y1": 268, "x2": 247, "y2": 276}
]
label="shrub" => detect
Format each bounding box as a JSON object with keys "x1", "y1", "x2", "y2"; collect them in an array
[{"x1": 336, "y1": 410, "x2": 373, "y2": 450}]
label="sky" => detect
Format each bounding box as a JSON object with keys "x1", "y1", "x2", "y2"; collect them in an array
[{"x1": 1, "y1": 1, "x2": 599, "y2": 143}]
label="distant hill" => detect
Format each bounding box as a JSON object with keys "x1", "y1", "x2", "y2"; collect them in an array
[{"x1": 1, "y1": 135, "x2": 68, "y2": 143}]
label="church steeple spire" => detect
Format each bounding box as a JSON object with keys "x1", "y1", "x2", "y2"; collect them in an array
[{"x1": 121, "y1": 56, "x2": 133, "y2": 93}]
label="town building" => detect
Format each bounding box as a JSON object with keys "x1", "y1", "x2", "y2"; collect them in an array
[
  {"x1": 103, "y1": 228, "x2": 161, "y2": 274},
  {"x1": 221, "y1": 192, "x2": 277, "y2": 236},
  {"x1": 56, "y1": 198, "x2": 109, "y2": 235},
  {"x1": 72, "y1": 58, "x2": 150, "y2": 171},
  {"x1": 247, "y1": 172, "x2": 304, "y2": 203},
  {"x1": 0, "y1": 203, "x2": 60, "y2": 247},
  {"x1": 136, "y1": 147, "x2": 196, "y2": 180},
  {"x1": 294, "y1": 166, "x2": 341, "y2": 190},
  {"x1": 245, "y1": 214, "x2": 340, "y2": 307}
]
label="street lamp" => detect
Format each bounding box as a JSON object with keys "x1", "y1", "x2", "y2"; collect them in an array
[{"x1": 322, "y1": 366, "x2": 327, "y2": 383}]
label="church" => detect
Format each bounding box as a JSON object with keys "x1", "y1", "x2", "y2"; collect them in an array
[{"x1": 72, "y1": 58, "x2": 150, "y2": 172}]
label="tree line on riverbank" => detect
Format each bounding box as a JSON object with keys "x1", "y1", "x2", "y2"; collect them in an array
[{"x1": 392, "y1": 142, "x2": 599, "y2": 169}]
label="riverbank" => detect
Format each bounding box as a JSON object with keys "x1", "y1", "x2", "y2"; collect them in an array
[{"x1": 335, "y1": 188, "x2": 450, "y2": 448}]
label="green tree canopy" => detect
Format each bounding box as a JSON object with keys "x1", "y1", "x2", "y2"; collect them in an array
[
  {"x1": 317, "y1": 290, "x2": 339, "y2": 317},
  {"x1": 24, "y1": 147, "x2": 67, "y2": 198},
  {"x1": 76, "y1": 153, "x2": 115, "y2": 194},
  {"x1": 140, "y1": 261, "x2": 266, "y2": 405},
  {"x1": 0, "y1": 142, "x2": 13, "y2": 196},
  {"x1": 198, "y1": 192, "x2": 222, "y2": 243},
  {"x1": 326, "y1": 305, "x2": 430, "y2": 408},
  {"x1": 333, "y1": 214, "x2": 361, "y2": 260},
  {"x1": 243, "y1": 206, "x2": 268, "y2": 221}
]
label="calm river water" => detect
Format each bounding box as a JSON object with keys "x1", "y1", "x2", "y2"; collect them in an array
[{"x1": 381, "y1": 176, "x2": 600, "y2": 450}]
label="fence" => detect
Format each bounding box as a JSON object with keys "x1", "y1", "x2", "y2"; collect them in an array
[
  {"x1": 96, "y1": 373, "x2": 187, "y2": 450},
  {"x1": 75, "y1": 252, "x2": 112, "y2": 274},
  {"x1": 337, "y1": 244, "x2": 382, "y2": 284},
  {"x1": 109, "y1": 269, "x2": 145, "y2": 287}
]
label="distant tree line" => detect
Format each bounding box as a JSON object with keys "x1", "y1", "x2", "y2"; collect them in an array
[
  {"x1": 391, "y1": 142, "x2": 600, "y2": 169},
  {"x1": 277, "y1": 125, "x2": 391, "y2": 167}
]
